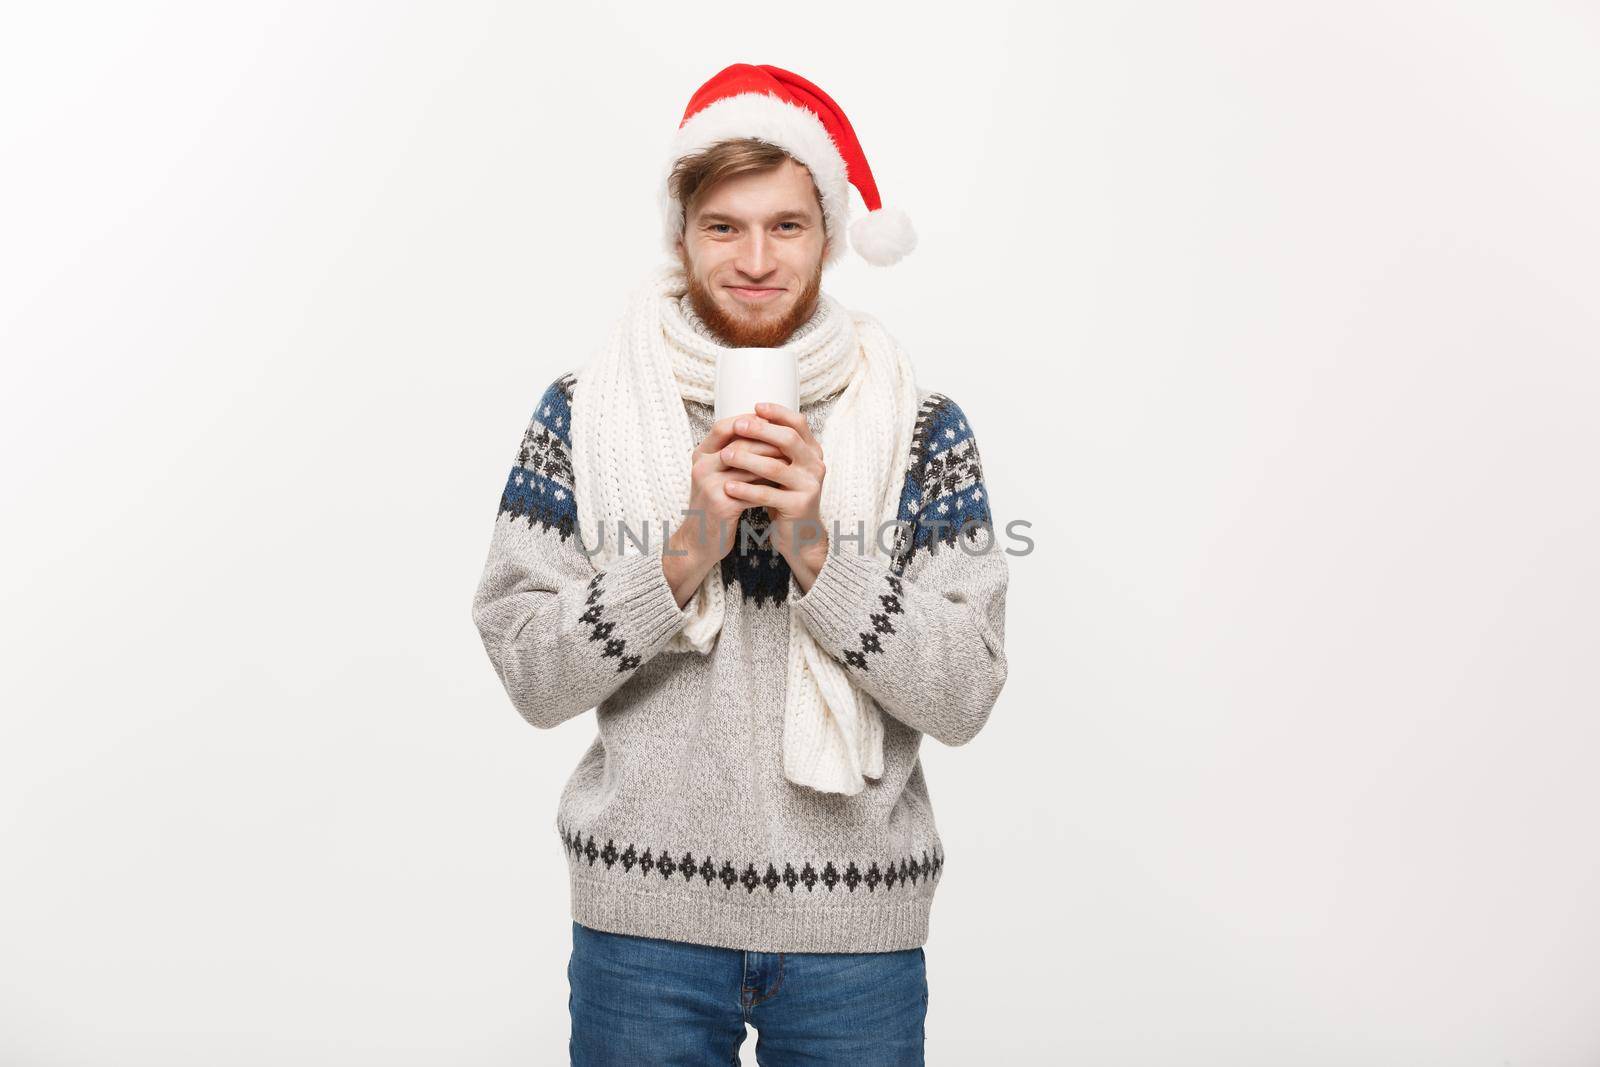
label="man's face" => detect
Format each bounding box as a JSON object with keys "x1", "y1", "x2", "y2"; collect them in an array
[{"x1": 676, "y1": 157, "x2": 829, "y2": 348}]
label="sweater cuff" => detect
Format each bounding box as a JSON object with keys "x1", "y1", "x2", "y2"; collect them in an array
[
  {"x1": 603, "y1": 550, "x2": 698, "y2": 649},
  {"x1": 791, "y1": 545, "x2": 891, "y2": 652}
]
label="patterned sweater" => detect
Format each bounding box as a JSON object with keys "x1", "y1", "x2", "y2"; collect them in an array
[{"x1": 469, "y1": 308, "x2": 1010, "y2": 953}]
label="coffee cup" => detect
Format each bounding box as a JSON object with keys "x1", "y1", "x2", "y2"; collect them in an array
[{"x1": 714, "y1": 347, "x2": 799, "y2": 425}]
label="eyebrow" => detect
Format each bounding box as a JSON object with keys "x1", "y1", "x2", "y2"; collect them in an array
[{"x1": 696, "y1": 210, "x2": 814, "y2": 224}]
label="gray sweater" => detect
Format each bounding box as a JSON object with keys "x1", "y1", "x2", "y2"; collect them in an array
[{"x1": 470, "y1": 303, "x2": 1010, "y2": 953}]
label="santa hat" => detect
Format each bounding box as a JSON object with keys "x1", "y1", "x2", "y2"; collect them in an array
[{"x1": 659, "y1": 63, "x2": 917, "y2": 268}]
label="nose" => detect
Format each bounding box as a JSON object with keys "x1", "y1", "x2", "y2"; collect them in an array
[{"x1": 734, "y1": 229, "x2": 774, "y2": 279}]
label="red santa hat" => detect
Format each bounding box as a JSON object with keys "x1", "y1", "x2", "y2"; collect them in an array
[{"x1": 659, "y1": 63, "x2": 917, "y2": 268}]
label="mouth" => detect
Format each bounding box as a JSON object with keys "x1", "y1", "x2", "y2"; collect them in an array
[{"x1": 725, "y1": 285, "x2": 786, "y2": 304}]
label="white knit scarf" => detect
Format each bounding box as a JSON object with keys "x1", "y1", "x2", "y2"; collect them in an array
[{"x1": 569, "y1": 258, "x2": 919, "y2": 795}]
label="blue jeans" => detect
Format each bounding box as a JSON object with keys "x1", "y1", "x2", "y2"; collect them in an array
[{"x1": 567, "y1": 920, "x2": 928, "y2": 1065}]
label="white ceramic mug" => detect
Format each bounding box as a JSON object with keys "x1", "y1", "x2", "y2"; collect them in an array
[{"x1": 714, "y1": 347, "x2": 800, "y2": 424}]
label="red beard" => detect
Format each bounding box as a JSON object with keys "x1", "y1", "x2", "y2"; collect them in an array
[{"x1": 679, "y1": 250, "x2": 824, "y2": 348}]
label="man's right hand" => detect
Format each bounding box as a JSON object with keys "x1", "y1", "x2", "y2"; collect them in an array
[{"x1": 662, "y1": 415, "x2": 786, "y2": 609}]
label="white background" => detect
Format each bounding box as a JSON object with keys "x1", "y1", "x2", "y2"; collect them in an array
[{"x1": 3, "y1": 2, "x2": 1598, "y2": 1064}]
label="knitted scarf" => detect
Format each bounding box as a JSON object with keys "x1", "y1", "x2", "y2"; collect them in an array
[{"x1": 568, "y1": 259, "x2": 920, "y2": 795}]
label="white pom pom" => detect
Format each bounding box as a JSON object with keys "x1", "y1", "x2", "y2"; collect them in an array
[{"x1": 848, "y1": 206, "x2": 917, "y2": 266}]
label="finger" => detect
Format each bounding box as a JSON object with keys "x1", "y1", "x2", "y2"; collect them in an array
[
  {"x1": 753, "y1": 402, "x2": 817, "y2": 447},
  {"x1": 732, "y1": 414, "x2": 806, "y2": 463},
  {"x1": 697, "y1": 417, "x2": 759, "y2": 454},
  {"x1": 719, "y1": 444, "x2": 796, "y2": 487},
  {"x1": 737, "y1": 440, "x2": 785, "y2": 458},
  {"x1": 706, "y1": 440, "x2": 782, "y2": 477},
  {"x1": 724, "y1": 480, "x2": 797, "y2": 508},
  {"x1": 699, "y1": 412, "x2": 790, "y2": 455}
]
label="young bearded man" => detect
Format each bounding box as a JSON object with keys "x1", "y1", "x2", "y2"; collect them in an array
[{"x1": 471, "y1": 63, "x2": 1010, "y2": 1065}]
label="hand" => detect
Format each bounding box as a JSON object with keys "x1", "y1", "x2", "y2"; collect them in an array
[
  {"x1": 720, "y1": 402, "x2": 830, "y2": 588},
  {"x1": 668, "y1": 415, "x2": 786, "y2": 570}
]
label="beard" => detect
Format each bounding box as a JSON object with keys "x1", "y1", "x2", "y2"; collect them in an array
[{"x1": 679, "y1": 248, "x2": 824, "y2": 348}]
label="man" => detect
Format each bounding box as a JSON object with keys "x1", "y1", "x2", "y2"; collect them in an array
[{"x1": 471, "y1": 63, "x2": 1009, "y2": 1064}]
